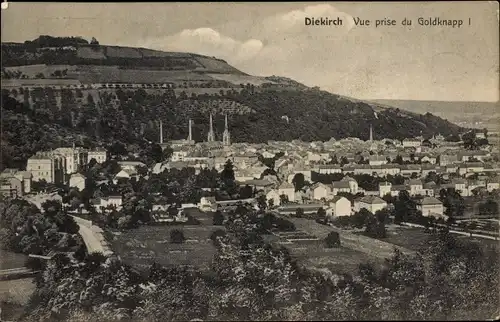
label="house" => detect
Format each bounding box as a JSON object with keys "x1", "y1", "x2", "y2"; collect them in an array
[
  {"x1": 311, "y1": 183, "x2": 332, "y2": 200},
  {"x1": 113, "y1": 169, "x2": 137, "y2": 184},
  {"x1": 0, "y1": 169, "x2": 32, "y2": 196},
  {"x1": 87, "y1": 148, "x2": 107, "y2": 164},
  {"x1": 332, "y1": 180, "x2": 351, "y2": 195},
  {"x1": 402, "y1": 138, "x2": 421, "y2": 148},
  {"x1": 416, "y1": 197, "x2": 445, "y2": 218},
  {"x1": 408, "y1": 179, "x2": 423, "y2": 196},
  {"x1": 69, "y1": 173, "x2": 86, "y2": 191},
  {"x1": 0, "y1": 176, "x2": 23, "y2": 198},
  {"x1": 399, "y1": 164, "x2": 422, "y2": 177},
  {"x1": 327, "y1": 196, "x2": 352, "y2": 217},
  {"x1": 355, "y1": 196, "x2": 388, "y2": 214},
  {"x1": 314, "y1": 164, "x2": 342, "y2": 174},
  {"x1": 266, "y1": 189, "x2": 281, "y2": 206},
  {"x1": 486, "y1": 179, "x2": 500, "y2": 192},
  {"x1": 152, "y1": 162, "x2": 169, "y2": 174},
  {"x1": 278, "y1": 182, "x2": 296, "y2": 202},
  {"x1": 369, "y1": 155, "x2": 388, "y2": 166},
  {"x1": 199, "y1": 196, "x2": 217, "y2": 212},
  {"x1": 378, "y1": 181, "x2": 392, "y2": 198},
  {"x1": 439, "y1": 154, "x2": 459, "y2": 166},
  {"x1": 92, "y1": 195, "x2": 123, "y2": 212},
  {"x1": 451, "y1": 179, "x2": 468, "y2": 196},
  {"x1": 117, "y1": 161, "x2": 146, "y2": 171},
  {"x1": 239, "y1": 179, "x2": 274, "y2": 192},
  {"x1": 340, "y1": 176, "x2": 358, "y2": 194}
]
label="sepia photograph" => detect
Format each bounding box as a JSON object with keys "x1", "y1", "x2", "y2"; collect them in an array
[{"x1": 0, "y1": 1, "x2": 499, "y2": 321}]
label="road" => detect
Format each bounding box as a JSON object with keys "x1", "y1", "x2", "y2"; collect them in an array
[
  {"x1": 76, "y1": 222, "x2": 113, "y2": 256},
  {"x1": 402, "y1": 222, "x2": 499, "y2": 240}
]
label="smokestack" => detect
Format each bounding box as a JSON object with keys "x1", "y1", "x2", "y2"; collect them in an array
[
  {"x1": 369, "y1": 124, "x2": 373, "y2": 142},
  {"x1": 188, "y1": 119, "x2": 193, "y2": 141},
  {"x1": 160, "y1": 120, "x2": 163, "y2": 144}
]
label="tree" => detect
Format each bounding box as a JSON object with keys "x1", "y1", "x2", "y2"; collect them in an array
[
  {"x1": 295, "y1": 208, "x2": 304, "y2": 218},
  {"x1": 90, "y1": 37, "x2": 99, "y2": 45},
  {"x1": 325, "y1": 231, "x2": 341, "y2": 247},
  {"x1": 136, "y1": 165, "x2": 148, "y2": 177},
  {"x1": 317, "y1": 207, "x2": 327, "y2": 223},
  {"x1": 162, "y1": 145, "x2": 174, "y2": 161},
  {"x1": 256, "y1": 195, "x2": 267, "y2": 211},
  {"x1": 210, "y1": 229, "x2": 226, "y2": 246},
  {"x1": 478, "y1": 200, "x2": 498, "y2": 217},
  {"x1": 213, "y1": 210, "x2": 225, "y2": 225},
  {"x1": 279, "y1": 194, "x2": 289, "y2": 205},
  {"x1": 340, "y1": 156, "x2": 349, "y2": 166},
  {"x1": 292, "y1": 173, "x2": 305, "y2": 192},
  {"x1": 267, "y1": 198, "x2": 275, "y2": 209},
  {"x1": 170, "y1": 229, "x2": 185, "y2": 244}
]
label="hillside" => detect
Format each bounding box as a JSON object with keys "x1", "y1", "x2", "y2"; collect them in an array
[
  {"x1": 1, "y1": 36, "x2": 466, "y2": 169},
  {"x1": 371, "y1": 99, "x2": 500, "y2": 131}
]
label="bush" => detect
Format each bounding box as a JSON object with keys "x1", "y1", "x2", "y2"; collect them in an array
[
  {"x1": 325, "y1": 231, "x2": 341, "y2": 248},
  {"x1": 210, "y1": 229, "x2": 226, "y2": 246},
  {"x1": 213, "y1": 210, "x2": 224, "y2": 225},
  {"x1": 170, "y1": 229, "x2": 185, "y2": 244}
]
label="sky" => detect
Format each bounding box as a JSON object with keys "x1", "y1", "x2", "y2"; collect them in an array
[{"x1": 1, "y1": 2, "x2": 499, "y2": 102}]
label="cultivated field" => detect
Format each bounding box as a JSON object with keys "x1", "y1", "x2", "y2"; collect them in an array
[
  {"x1": 110, "y1": 224, "x2": 224, "y2": 271},
  {"x1": 207, "y1": 73, "x2": 275, "y2": 86}
]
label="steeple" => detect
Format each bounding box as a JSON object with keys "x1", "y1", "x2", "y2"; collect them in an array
[
  {"x1": 223, "y1": 113, "x2": 231, "y2": 146},
  {"x1": 207, "y1": 113, "x2": 215, "y2": 142}
]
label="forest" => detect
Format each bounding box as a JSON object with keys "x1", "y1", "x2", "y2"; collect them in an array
[{"x1": 1, "y1": 85, "x2": 465, "y2": 170}]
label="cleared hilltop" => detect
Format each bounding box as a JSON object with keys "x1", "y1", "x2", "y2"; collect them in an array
[{"x1": 1, "y1": 36, "x2": 466, "y2": 168}]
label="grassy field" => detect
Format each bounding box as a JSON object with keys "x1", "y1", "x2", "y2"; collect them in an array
[
  {"x1": 376, "y1": 226, "x2": 436, "y2": 252},
  {"x1": 0, "y1": 278, "x2": 35, "y2": 306},
  {"x1": 0, "y1": 251, "x2": 29, "y2": 270},
  {"x1": 375, "y1": 225, "x2": 499, "y2": 252},
  {"x1": 110, "y1": 224, "x2": 224, "y2": 271}
]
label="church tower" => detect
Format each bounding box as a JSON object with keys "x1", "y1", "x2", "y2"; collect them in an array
[
  {"x1": 207, "y1": 113, "x2": 215, "y2": 142},
  {"x1": 222, "y1": 114, "x2": 231, "y2": 146}
]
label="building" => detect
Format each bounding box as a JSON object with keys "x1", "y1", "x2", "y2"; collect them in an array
[
  {"x1": 87, "y1": 148, "x2": 107, "y2": 164},
  {"x1": 278, "y1": 182, "x2": 296, "y2": 202},
  {"x1": 26, "y1": 151, "x2": 64, "y2": 183},
  {"x1": 369, "y1": 155, "x2": 388, "y2": 166},
  {"x1": 416, "y1": 197, "x2": 444, "y2": 218},
  {"x1": 92, "y1": 195, "x2": 123, "y2": 212},
  {"x1": 199, "y1": 196, "x2": 217, "y2": 212},
  {"x1": 266, "y1": 189, "x2": 281, "y2": 206},
  {"x1": 0, "y1": 169, "x2": 32, "y2": 197},
  {"x1": 311, "y1": 183, "x2": 332, "y2": 200},
  {"x1": 378, "y1": 181, "x2": 392, "y2": 198},
  {"x1": 328, "y1": 196, "x2": 352, "y2": 217},
  {"x1": 355, "y1": 196, "x2": 388, "y2": 214},
  {"x1": 53, "y1": 146, "x2": 88, "y2": 176},
  {"x1": 402, "y1": 138, "x2": 422, "y2": 148},
  {"x1": 69, "y1": 173, "x2": 86, "y2": 191},
  {"x1": 117, "y1": 161, "x2": 146, "y2": 171}
]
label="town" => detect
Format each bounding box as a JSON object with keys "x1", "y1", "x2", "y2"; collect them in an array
[{"x1": 1, "y1": 4, "x2": 499, "y2": 319}]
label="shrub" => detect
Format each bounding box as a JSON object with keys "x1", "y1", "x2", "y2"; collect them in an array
[
  {"x1": 170, "y1": 229, "x2": 185, "y2": 244},
  {"x1": 325, "y1": 231, "x2": 341, "y2": 248}
]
